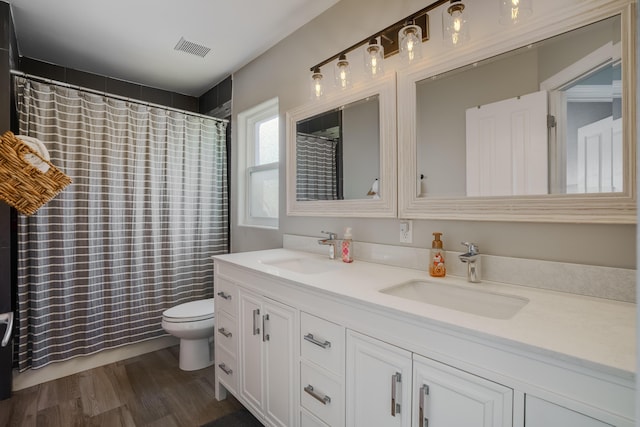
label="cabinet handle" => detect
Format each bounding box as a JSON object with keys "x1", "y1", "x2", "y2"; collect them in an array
[
  {"x1": 391, "y1": 372, "x2": 401, "y2": 416},
  {"x1": 419, "y1": 384, "x2": 430, "y2": 427},
  {"x1": 218, "y1": 363, "x2": 233, "y2": 375},
  {"x1": 262, "y1": 314, "x2": 270, "y2": 342},
  {"x1": 218, "y1": 327, "x2": 232, "y2": 338},
  {"x1": 252, "y1": 309, "x2": 260, "y2": 335},
  {"x1": 304, "y1": 333, "x2": 331, "y2": 349},
  {"x1": 217, "y1": 291, "x2": 231, "y2": 300},
  {"x1": 304, "y1": 384, "x2": 331, "y2": 405}
]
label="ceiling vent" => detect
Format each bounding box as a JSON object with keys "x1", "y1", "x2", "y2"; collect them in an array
[{"x1": 174, "y1": 37, "x2": 211, "y2": 58}]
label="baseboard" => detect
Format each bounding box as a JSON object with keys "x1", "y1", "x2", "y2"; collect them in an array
[{"x1": 12, "y1": 336, "x2": 179, "y2": 391}]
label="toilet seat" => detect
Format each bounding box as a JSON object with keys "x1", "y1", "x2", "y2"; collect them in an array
[{"x1": 162, "y1": 298, "x2": 215, "y2": 323}]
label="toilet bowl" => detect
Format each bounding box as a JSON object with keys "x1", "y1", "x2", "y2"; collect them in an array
[{"x1": 162, "y1": 298, "x2": 215, "y2": 371}]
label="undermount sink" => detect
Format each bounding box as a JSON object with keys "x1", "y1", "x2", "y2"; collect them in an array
[
  {"x1": 260, "y1": 257, "x2": 343, "y2": 274},
  {"x1": 380, "y1": 279, "x2": 528, "y2": 320}
]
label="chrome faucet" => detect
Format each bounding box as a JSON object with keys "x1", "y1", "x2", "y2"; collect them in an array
[
  {"x1": 318, "y1": 231, "x2": 338, "y2": 259},
  {"x1": 458, "y1": 242, "x2": 481, "y2": 283}
]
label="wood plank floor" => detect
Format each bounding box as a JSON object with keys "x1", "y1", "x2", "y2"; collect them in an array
[{"x1": 0, "y1": 346, "x2": 247, "y2": 427}]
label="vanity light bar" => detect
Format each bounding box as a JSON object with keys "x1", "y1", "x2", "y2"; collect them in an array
[{"x1": 309, "y1": 0, "x2": 447, "y2": 72}]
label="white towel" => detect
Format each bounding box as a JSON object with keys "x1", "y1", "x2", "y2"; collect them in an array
[{"x1": 17, "y1": 135, "x2": 50, "y2": 173}]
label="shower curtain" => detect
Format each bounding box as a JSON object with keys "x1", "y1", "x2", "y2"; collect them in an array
[
  {"x1": 296, "y1": 133, "x2": 338, "y2": 201},
  {"x1": 13, "y1": 76, "x2": 228, "y2": 371}
]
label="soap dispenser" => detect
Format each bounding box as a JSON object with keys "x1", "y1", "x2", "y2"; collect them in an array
[
  {"x1": 429, "y1": 232, "x2": 446, "y2": 277},
  {"x1": 342, "y1": 227, "x2": 353, "y2": 263}
]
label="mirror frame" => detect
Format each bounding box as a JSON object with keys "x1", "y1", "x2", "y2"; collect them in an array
[
  {"x1": 286, "y1": 73, "x2": 397, "y2": 217},
  {"x1": 397, "y1": 3, "x2": 636, "y2": 223}
]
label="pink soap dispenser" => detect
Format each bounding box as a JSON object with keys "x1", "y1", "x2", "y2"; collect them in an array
[{"x1": 341, "y1": 227, "x2": 353, "y2": 263}]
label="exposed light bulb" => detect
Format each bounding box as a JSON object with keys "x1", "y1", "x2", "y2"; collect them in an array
[
  {"x1": 364, "y1": 38, "x2": 384, "y2": 78},
  {"x1": 499, "y1": 0, "x2": 532, "y2": 25},
  {"x1": 406, "y1": 38, "x2": 416, "y2": 59},
  {"x1": 443, "y1": 1, "x2": 468, "y2": 47},
  {"x1": 334, "y1": 54, "x2": 351, "y2": 89},
  {"x1": 453, "y1": 16, "x2": 462, "y2": 32},
  {"x1": 310, "y1": 68, "x2": 324, "y2": 100},
  {"x1": 399, "y1": 23, "x2": 422, "y2": 63}
]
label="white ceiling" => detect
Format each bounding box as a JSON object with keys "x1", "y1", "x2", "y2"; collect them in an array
[{"x1": 7, "y1": 0, "x2": 340, "y2": 97}]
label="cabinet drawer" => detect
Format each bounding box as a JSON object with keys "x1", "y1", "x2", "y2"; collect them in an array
[
  {"x1": 301, "y1": 312, "x2": 344, "y2": 375},
  {"x1": 215, "y1": 310, "x2": 237, "y2": 356},
  {"x1": 214, "y1": 278, "x2": 238, "y2": 317},
  {"x1": 301, "y1": 362, "x2": 344, "y2": 427},
  {"x1": 525, "y1": 396, "x2": 613, "y2": 427},
  {"x1": 215, "y1": 346, "x2": 237, "y2": 395},
  {"x1": 301, "y1": 408, "x2": 330, "y2": 427}
]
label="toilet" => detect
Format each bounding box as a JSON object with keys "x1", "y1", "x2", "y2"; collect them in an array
[{"x1": 161, "y1": 298, "x2": 215, "y2": 371}]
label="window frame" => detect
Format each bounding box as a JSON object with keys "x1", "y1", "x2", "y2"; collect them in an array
[{"x1": 238, "y1": 97, "x2": 280, "y2": 229}]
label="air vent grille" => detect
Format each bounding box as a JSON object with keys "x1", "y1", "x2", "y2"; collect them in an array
[{"x1": 174, "y1": 37, "x2": 211, "y2": 58}]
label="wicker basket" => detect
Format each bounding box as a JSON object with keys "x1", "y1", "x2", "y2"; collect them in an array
[{"x1": 0, "y1": 131, "x2": 72, "y2": 215}]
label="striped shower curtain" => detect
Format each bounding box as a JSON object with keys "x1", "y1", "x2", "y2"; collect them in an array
[
  {"x1": 296, "y1": 133, "x2": 338, "y2": 201},
  {"x1": 13, "y1": 76, "x2": 228, "y2": 371}
]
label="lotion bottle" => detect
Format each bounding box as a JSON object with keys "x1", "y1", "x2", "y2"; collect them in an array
[
  {"x1": 341, "y1": 227, "x2": 353, "y2": 263},
  {"x1": 429, "y1": 232, "x2": 446, "y2": 277}
]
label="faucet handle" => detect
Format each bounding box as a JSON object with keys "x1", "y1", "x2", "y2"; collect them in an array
[
  {"x1": 321, "y1": 230, "x2": 337, "y2": 240},
  {"x1": 461, "y1": 241, "x2": 479, "y2": 254}
]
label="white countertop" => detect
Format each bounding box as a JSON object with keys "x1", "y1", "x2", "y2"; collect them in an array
[{"x1": 214, "y1": 248, "x2": 636, "y2": 378}]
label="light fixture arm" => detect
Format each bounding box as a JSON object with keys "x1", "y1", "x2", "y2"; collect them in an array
[{"x1": 309, "y1": 0, "x2": 449, "y2": 72}]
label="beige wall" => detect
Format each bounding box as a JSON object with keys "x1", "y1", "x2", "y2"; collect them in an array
[{"x1": 231, "y1": 0, "x2": 636, "y2": 269}]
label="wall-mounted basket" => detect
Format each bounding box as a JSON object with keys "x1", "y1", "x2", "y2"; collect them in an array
[{"x1": 0, "y1": 131, "x2": 72, "y2": 215}]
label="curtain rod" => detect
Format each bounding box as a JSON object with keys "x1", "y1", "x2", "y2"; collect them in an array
[
  {"x1": 10, "y1": 70, "x2": 229, "y2": 124},
  {"x1": 297, "y1": 131, "x2": 338, "y2": 142}
]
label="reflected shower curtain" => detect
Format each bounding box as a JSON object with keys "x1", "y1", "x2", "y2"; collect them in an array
[
  {"x1": 14, "y1": 77, "x2": 228, "y2": 370},
  {"x1": 296, "y1": 133, "x2": 338, "y2": 201}
]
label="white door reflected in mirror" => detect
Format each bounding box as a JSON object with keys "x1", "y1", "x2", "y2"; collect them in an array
[{"x1": 465, "y1": 90, "x2": 548, "y2": 197}]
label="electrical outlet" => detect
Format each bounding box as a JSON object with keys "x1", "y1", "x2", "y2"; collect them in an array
[{"x1": 399, "y1": 220, "x2": 412, "y2": 243}]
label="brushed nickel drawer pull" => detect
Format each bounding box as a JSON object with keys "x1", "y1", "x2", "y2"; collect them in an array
[
  {"x1": 252, "y1": 309, "x2": 260, "y2": 335},
  {"x1": 217, "y1": 291, "x2": 231, "y2": 300},
  {"x1": 391, "y1": 372, "x2": 401, "y2": 416},
  {"x1": 218, "y1": 363, "x2": 232, "y2": 375},
  {"x1": 218, "y1": 327, "x2": 232, "y2": 338},
  {"x1": 419, "y1": 384, "x2": 430, "y2": 427},
  {"x1": 304, "y1": 333, "x2": 331, "y2": 349},
  {"x1": 263, "y1": 314, "x2": 270, "y2": 342},
  {"x1": 304, "y1": 384, "x2": 331, "y2": 405}
]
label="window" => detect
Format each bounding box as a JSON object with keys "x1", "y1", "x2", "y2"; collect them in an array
[{"x1": 238, "y1": 98, "x2": 279, "y2": 228}]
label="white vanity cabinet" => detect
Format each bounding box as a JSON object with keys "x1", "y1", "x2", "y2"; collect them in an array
[
  {"x1": 346, "y1": 330, "x2": 513, "y2": 427},
  {"x1": 239, "y1": 288, "x2": 297, "y2": 427},
  {"x1": 212, "y1": 252, "x2": 635, "y2": 427}
]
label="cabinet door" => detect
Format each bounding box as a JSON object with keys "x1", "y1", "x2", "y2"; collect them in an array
[
  {"x1": 413, "y1": 354, "x2": 513, "y2": 427},
  {"x1": 525, "y1": 395, "x2": 613, "y2": 427},
  {"x1": 263, "y1": 298, "x2": 296, "y2": 427},
  {"x1": 346, "y1": 331, "x2": 412, "y2": 427},
  {"x1": 239, "y1": 290, "x2": 265, "y2": 416}
]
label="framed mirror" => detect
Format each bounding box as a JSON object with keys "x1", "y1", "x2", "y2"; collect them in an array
[
  {"x1": 286, "y1": 73, "x2": 397, "y2": 217},
  {"x1": 398, "y1": 5, "x2": 636, "y2": 223}
]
